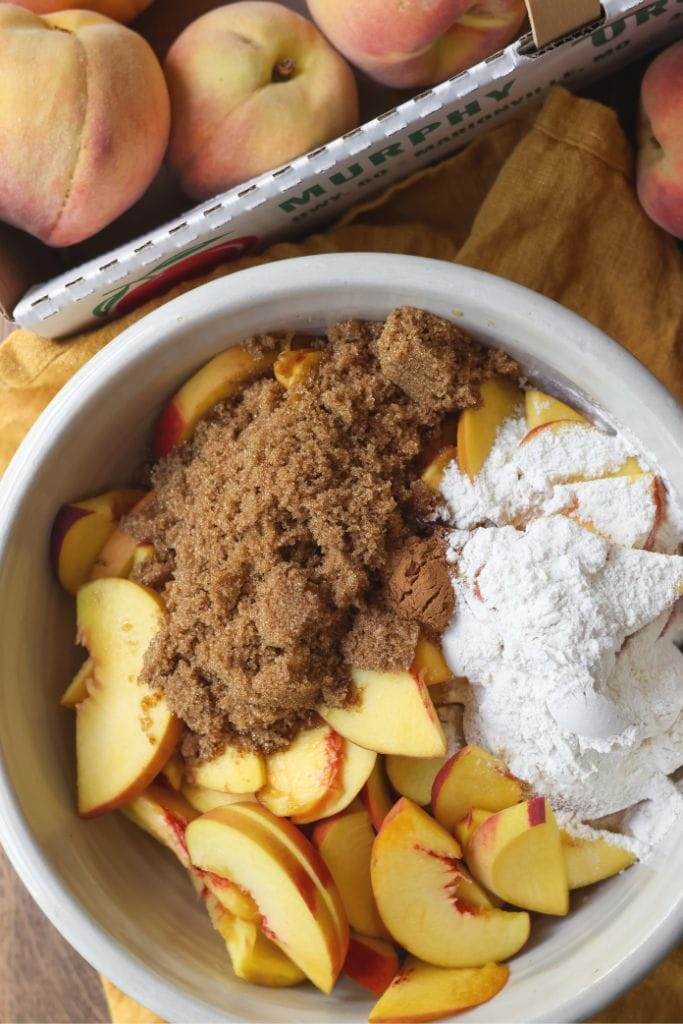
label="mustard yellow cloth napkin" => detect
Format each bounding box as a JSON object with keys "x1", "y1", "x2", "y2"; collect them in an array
[{"x1": 1, "y1": 87, "x2": 681, "y2": 1022}]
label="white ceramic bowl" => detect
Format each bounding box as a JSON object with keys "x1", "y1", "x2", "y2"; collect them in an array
[{"x1": 0, "y1": 255, "x2": 681, "y2": 1024}]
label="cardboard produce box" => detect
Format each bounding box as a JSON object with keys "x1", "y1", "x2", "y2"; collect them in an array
[{"x1": 7, "y1": 0, "x2": 682, "y2": 338}]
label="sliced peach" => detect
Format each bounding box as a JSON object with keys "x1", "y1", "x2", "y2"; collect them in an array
[
  {"x1": 370, "y1": 798, "x2": 529, "y2": 967},
  {"x1": 561, "y1": 830, "x2": 636, "y2": 889},
  {"x1": 417, "y1": 415, "x2": 458, "y2": 472},
  {"x1": 421, "y1": 446, "x2": 457, "y2": 493},
  {"x1": 293, "y1": 738, "x2": 376, "y2": 824},
  {"x1": 122, "y1": 782, "x2": 197, "y2": 868},
  {"x1": 412, "y1": 634, "x2": 452, "y2": 686},
  {"x1": 60, "y1": 657, "x2": 94, "y2": 708},
  {"x1": 258, "y1": 724, "x2": 343, "y2": 818},
  {"x1": 89, "y1": 528, "x2": 140, "y2": 580},
  {"x1": 159, "y1": 750, "x2": 184, "y2": 791},
  {"x1": 132, "y1": 542, "x2": 156, "y2": 570},
  {"x1": 51, "y1": 488, "x2": 145, "y2": 595},
  {"x1": 221, "y1": 800, "x2": 349, "y2": 949},
  {"x1": 468, "y1": 798, "x2": 568, "y2": 915},
  {"x1": 89, "y1": 492, "x2": 154, "y2": 581},
  {"x1": 550, "y1": 473, "x2": 661, "y2": 550},
  {"x1": 274, "y1": 348, "x2": 322, "y2": 389},
  {"x1": 361, "y1": 760, "x2": 394, "y2": 832},
  {"x1": 320, "y1": 668, "x2": 446, "y2": 758},
  {"x1": 453, "y1": 808, "x2": 493, "y2": 852},
  {"x1": 345, "y1": 933, "x2": 398, "y2": 997},
  {"x1": 187, "y1": 743, "x2": 266, "y2": 794},
  {"x1": 186, "y1": 804, "x2": 348, "y2": 992},
  {"x1": 203, "y1": 891, "x2": 305, "y2": 987},
  {"x1": 432, "y1": 746, "x2": 526, "y2": 832},
  {"x1": 153, "y1": 346, "x2": 277, "y2": 459},
  {"x1": 181, "y1": 784, "x2": 256, "y2": 814},
  {"x1": 313, "y1": 807, "x2": 387, "y2": 940},
  {"x1": 525, "y1": 389, "x2": 587, "y2": 429},
  {"x1": 76, "y1": 579, "x2": 181, "y2": 817},
  {"x1": 368, "y1": 958, "x2": 509, "y2": 1022},
  {"x1": 607, "y1": 456, "x2": 646, "y2": 480},
  {"x1": 385, "y1": 754, "x2": 447, "y2": 807},
  {"x1": 519, "y1": 422, "x2": 646, "y2": 482},
  {"x1": 200, "y1": 864, "x2": 261, "y2": 923},
  {"x1": 457, "y1": 379, "x2": 522, "y2": 478}
]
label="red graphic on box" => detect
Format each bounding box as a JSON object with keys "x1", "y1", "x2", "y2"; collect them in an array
[{"x1": 93, "y1": 235, "x2": 258, "y2": 318}]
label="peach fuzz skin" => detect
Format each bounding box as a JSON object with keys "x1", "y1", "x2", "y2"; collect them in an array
[
  {"x1": 165, "y1": 2, "x2": 359, "y2": 200},
  {"x1": 306, "y1": 0, "x2": 527, "y2": 89},
  {"x1": 0, "y1": 5, "x2": 169, "y2": 246},
  {"x1": 15, "y1": 0, "x2": 152, "y2": 22},
  {"x1": 637, "y1": 40, "x2": 683, "y2": 238}
]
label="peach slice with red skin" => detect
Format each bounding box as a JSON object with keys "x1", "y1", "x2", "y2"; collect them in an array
[
  {"x1": 122, "y1": 783, "x2": 197, "y2": 868},
  {"x1": 368, "y1": 958, "x2": 509, "y2": 1023},
  {"x1": 468, "y1": 797, "x2": 569, "y2": 915},
  {"x1": 524, "y1": 389, "x2": 587, "y2": 429},
  {"x1": 123, "y1": 784, "x2": 260, "y2": 924},
  {"x1": 370, "y1": 798, "x2": 530, "y2": 967},
  {"x1": 186, "y1": 743, "x2": 266, "y2": 794},
  {"x1": 320, "y1": 667, "x2": 446, "y2": 758},
  {"x1": 361, "y1": 760, "x2": 394, "y2": 831},
  {"x1": 454, "y1": 808, "x2": 493, "y2": 852},
  {"x1": 258, "y1": 724, "x2": 343, "y2": 818},
  {"x1": 561, "y1": 830, "x2": 636, "y2": 889},
  {"x1": 457, "y1": 378, "x2": 522, "y2": 478},
  {"x1": 386, "y1": 753, "x2": 447, "y2": 807},
  {"x1": 51, "y1": 488, "x2": 145, "y2": 595},
  {"x1": 201, "y1": 887, "x2": 305, "y2": 987},
  {"x1": 222, "y1": 800, "x2": 349, "y2": 948},
  {"x1": 293, "y1": 738, "x2": 376, "y2": 824},
  {"x1": 76, "y1": 578, "x2": 181, "y2": 817},
  {"x1": 200, "y1": 865, "x2": 260, "y2": 923},
  {"x1": 519, "y1": 421, "x2": 646, "y2": 483},
  {"x1": 313, "y1": 807, "x2": 387, "y2": 940},
  {"x1": 153, "y1": 345, "x2": 277, "y2": 459},
  {"x1": 89, "y1": 490, "x2": 153, "y2": 581},
  {"x1": 186, "y1": 803, "x2": 348, "y2": 992},
  {"x1": 432, "y1": 745, "x2": 526, "y2": 832},
  {"x1": 345, "y1": 933, "x2": 398, "y2": 997}
]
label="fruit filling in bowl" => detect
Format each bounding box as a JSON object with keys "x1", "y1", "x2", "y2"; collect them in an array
[{"x1": 52, "y1": 307, "x2": 683, "y2": 1022}]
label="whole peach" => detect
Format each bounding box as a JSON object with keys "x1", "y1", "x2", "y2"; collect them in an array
[
  {"x1": 0, "y1": 5, "x2": 170, "y2": 246},
  {"x1": 165, "y1": 1, "x2": 359, "y2": 200},
  {"x1": 637, "y1": 40, "x2": 683, "y2": 239},
  {"x1": 13, "y1": 0, "x2": 153, "y2": 23},
  {"x1": 306, "y1": 0, "x2": 527, "y2": 88}
]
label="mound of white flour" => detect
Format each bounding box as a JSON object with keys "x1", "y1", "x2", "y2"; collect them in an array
[{"x1": 439, "y1": 417, "x2": 683, "y2": 857}]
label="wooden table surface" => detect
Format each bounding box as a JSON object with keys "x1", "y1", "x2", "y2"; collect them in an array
[{"x1": 0, "y1": 54, "x2": 670, "y2": 1024}]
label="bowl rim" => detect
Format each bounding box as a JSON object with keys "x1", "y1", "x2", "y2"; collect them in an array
[{"x1": 0, "y1": 253, "x2": 681, "y2": 1023}]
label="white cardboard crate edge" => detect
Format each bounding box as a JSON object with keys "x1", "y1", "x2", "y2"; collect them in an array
[
  {"x1": 13, "y1": 0, "x2": 683, "y2": 338},
  {"x1": 0, "y1": 255, "x2": 682, "y2": 1024}
]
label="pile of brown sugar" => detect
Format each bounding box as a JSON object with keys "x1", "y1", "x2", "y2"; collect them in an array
[{"x1": 124, "y1": 307, "x2": 519, "y2": 760}]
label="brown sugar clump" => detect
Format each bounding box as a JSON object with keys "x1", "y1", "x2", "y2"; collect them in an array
[
  {"x1": 376, "y1": 306, "x2": 518, "y2": 412},
  {"x1": 124, "y1": 311, "x2": 519, "y2": 758},
  {"x1": 342, "y1": 604, "x2": 419, "y2": 673}
]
